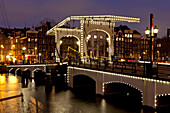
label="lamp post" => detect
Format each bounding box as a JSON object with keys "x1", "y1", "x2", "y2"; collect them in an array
[
  {"x1": 35, "y1": 47, "x2": 37, "y2": 63},
  {"x1": 22, "y1": 47, "x2": 26, "y2": 64},
  {"x1": 39, "y1": 53, "x2": 41, "y2": 64},
  {"x1": 145, "y1": 14, "x2": 158, "y2": 76}
]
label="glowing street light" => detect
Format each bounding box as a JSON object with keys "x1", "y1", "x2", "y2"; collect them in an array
[
  {"x1": 145, "y1": 14, "x2": 158, "y2": 76},
  {"x1": 22, "y1": 47, "x2": 26, "y2": 51},
  {"x1": 39, "y1": 53, "x2": 41, "y2": 63},
  {"x1": 22, "y1": 47, "x2": 26, "y2": 64}
]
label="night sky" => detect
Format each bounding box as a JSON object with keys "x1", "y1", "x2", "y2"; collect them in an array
[{"x1": 1, "y1": 0, "x2": 170, "y2": 38}]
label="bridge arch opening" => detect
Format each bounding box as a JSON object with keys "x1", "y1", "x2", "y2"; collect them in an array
[
  {"x1": 60, "y1": 36, "x2": 79, "y2": 61},
  {"x1": 156, "y1": 94, "x2": 170, "y2": 112},
  {"x1": 23, "y1": 68, "x2": 31, "y2": 78},
  {"x1": 33, "y1": 69, "x2": 45, "y2": 85},
  {"x1": 73, "y1": 75, "x2": 96, "y2": 97},
  {"x1": 104, "y1": 81, "x2": 142, "y2": 109},
  {"x1": 32, "y1": 68, "x2": 43, "y2": 78},
  {"x1": 86, "y1": 29, "x2": 109, "y2": 58},
  {"x1": 9, "y1": 68, "x2": 15, "y2": 74},
  {"x1": 15, "y1": 68, "x2": 22, "y2": 76}
]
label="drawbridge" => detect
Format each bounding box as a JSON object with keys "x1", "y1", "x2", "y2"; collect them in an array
[{"x1": 47, "y1": 15, "x2": 140, "y2": 62}]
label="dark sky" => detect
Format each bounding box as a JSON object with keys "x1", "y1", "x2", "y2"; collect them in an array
[{"x1": 1, "y1": 0, "x2": 170, "y2": 38}]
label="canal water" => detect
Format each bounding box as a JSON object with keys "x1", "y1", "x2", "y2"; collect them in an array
[{"x1": 0, "y1": 73, "x2": 156, "y2": 113}]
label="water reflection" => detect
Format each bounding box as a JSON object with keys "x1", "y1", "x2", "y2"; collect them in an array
[
  {"x1": 0, "y1": 75, "x2": 6, "y2": 84},
  {"x1": 0, "y1": 74, "x2": 156, "y2": 113}
]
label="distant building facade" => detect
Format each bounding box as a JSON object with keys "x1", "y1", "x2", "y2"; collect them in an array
[
  {"x1": 0, "y1": 22, "x2": 55, "y2": 64},
  {"x1": 156, "y1": 37, "x2": 170, "y2": 61},
  {"x1": 114, "y1": 25, "x2": 147, "y2": 60}
]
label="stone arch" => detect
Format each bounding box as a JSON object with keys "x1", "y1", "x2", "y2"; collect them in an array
[
  {"x1": 84, "y1": 26, "x2": 114, "y2": 60},
  {"x1": 156, "y1": 93, "x2": 170, "y2": 111},
  {"x1": 73, "y1": 74, "x2": 96, "y2": 95},
  {"x1": 103, "y1": 81, "x2": 143, "y2": 107},
  {"x1": 73, "y1": 74, "x2": 96, "y2": 84},
  {"x1": 59, "y1": 35, "x2": 80, "y2": 43},
  {"x1": 32, "y1": 68, "x2": 43, "y2": 78},
  {"x1": 24, "y1": 68, "x2": 29, "y2": 71},
  {"x1": 87, "y1": 29, "x2": 111, "y2": 44},
  {"x1": 72, "y1": 71, "x2": 98, "y2": 83},
  {"x1": 15, "y1": 68, "x2": 22, "y2": 76},
  {"x1": 59, "y1": 35, "x2": 80, "y2": 60},
  {"x1": 104, "y1": 81, "x2": 143, "y2": 94},
  {"x1": 86, "y1": 29, "x2": 110, "y2": 57},
  {"x1": 9, "y1": 68, "x2": 15, "y2": 74},
  {"x1": 23, "y1": 68, "x2": 31, "y2": 78}
]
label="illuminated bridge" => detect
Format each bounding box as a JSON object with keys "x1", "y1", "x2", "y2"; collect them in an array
[
  {"x1": 47, "y1": 15, "x2": 140, "y2": 62},
  {"x1": 7, "y1": 62, "x2": 170, "y2": 109},
  {"x1": 67, "y1": 65, "x2": 170, "y2": 109}
]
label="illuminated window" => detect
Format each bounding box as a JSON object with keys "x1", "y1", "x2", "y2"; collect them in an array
[
  {"x1": 35, "y1": 38, "x2": 37, "y2": 42},
  {"x1": 16, "y1": 39, "x2": 18, "y2": 42},
  {"x1": 87, "y1": 35, "x2": 91, "y2": 40},
  {"x1": 157, "y1": 44, "x2": 161, "y2": 47},
  {"x1": 130, "y1": 39, "x2": 132, "y2": 42},
  {"x1": 28, "y1": 38, "x2": 30, "y2": 42},
  {"x1": 119, "y1": 38, "x2": 121, "y2": 41},
  {"x1": 122, "y1": 38, "x2": 124, "y2": 41},
  {"x1": 100, "y1": 35, "x2": 103, "y2": 39},
  {"x1": 125, "y1": 34, "x2": 127, "y2": 37},
  {"x1": 130, "y1": 34, "x2": 132, "y2": 38},
  {"x1": 116, "y1": 37, "x2": 118, "y2": 41},
  {"x1": 94, "y1": 35, "x2": 97, "y2": 39}
]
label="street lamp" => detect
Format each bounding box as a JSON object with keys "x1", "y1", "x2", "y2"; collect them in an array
[
  {"x1": 145, "y1": 27, "x2": 150, "y2": 36},
  {"x1": 153, "y1": 26, "x2": 158, "y2": 37},
  {"x1": 22, "y1": 47, "x2": 26, "y2": 64},
  {"x1": 35, "y1": 47, "x2": 37, "y2": 54},
  {"x1": 145, "y1": 26, "x2": 159, "y2": 62},
  {"x1": 39, "y1": 53, "x2": 41, "y2": 63},
  {"x1": 145, "y1": 14, "x2": 158, "y2": 76},
  {"x1": 34, "y1": 47, "x2": 37, "y2": 63}
]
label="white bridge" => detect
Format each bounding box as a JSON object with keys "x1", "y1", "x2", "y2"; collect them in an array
[
  {"x1": 68, "y1": 66, "x2": 170, "y2": 109},
  {"x1": 47, "y1": 15, "x2": 140, "y2": 61}
]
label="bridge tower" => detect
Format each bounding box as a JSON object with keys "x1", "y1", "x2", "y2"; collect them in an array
[{"x1": 47, "y1": 15, "x2": 140, "y2": 62}]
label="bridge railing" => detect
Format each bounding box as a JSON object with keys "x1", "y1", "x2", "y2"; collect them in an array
[{"x1": 68, "y1": 57, "x2": 170, "y2": 81}]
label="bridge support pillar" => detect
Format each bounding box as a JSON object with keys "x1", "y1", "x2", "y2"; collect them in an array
[
  {"x1": 96, "y1": 72, "x2": 104, "y2": 95},
  {"x1": 143, "y1": 80, "x2": 156, "y2": 108}
]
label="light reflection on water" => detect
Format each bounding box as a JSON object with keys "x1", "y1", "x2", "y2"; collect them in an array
[{"x1": 0, "y1": 74, "x2": 155, "y2": 113}]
